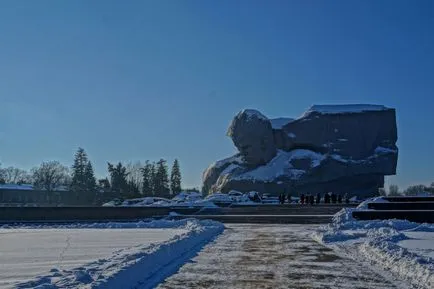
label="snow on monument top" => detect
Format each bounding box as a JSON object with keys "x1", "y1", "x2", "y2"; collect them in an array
[
  {"x1": 302, "y1": 104, "x2": 389, "y2": 117},
  {"x1": 239, "y1": 109, "x2": 268, "y2": 121}
]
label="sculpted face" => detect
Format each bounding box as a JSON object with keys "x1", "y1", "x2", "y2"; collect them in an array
[{"x1": 228, "y1": 110, "x2": 277, "y2": 166}]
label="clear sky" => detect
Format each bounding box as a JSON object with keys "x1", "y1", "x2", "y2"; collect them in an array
[{"x1": 0, "y1": 0, "x2": 433, "y2": 189}]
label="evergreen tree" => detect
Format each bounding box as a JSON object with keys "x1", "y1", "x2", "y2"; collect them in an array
[
  {"x1": 154, "y1": 159, "x2": 170, "y2": 197},
  {"x1": 150, "y1": 162, "x2": 157, "y2": 196},
  {"x1": 141, "y1": 161, "x2": 152, "y2": 196},
  {"x1": 107, "y1": 162, "x2": 129, "y2": 198},
  {"x1": 84, "y1": 161, "x2": 97, "y2": 191},
  {"x1": 71, "y1": 148, "x2": 96, "y2": 192},
  {"x1": 71, "y1": 148, "x2": 88, "y2": 191},
  {"x1": 170, "y1": 159, "x2": 182, "y2": 195}
]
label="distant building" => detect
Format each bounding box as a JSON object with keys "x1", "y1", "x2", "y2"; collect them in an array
[{"x1": 0, "y1": 184, "x2": 115, "y2": 206}]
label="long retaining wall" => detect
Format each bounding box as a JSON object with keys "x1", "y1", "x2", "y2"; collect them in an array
[
  {"x1": 0, "y1": 204, "x2": 353, "y2": 223},
  {"x1": 0, "y1": 207, "x2": 199, "y2": 222}
]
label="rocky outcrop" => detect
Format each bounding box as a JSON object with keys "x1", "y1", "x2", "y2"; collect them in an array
[{"x1": 203, "y1": 105, "x2": 398, "y2": 197}]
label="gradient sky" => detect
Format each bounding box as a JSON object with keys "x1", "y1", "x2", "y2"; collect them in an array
[{"x1": 1, "y1": 0, "x2": 433, "y2": 189}]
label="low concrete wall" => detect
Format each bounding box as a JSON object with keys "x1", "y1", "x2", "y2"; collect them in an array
[
  {"x1": 0, "y1": 207, "x2": 199, "y2": 222},
  {"x1": 0, "y1": 204, "x2": 355, "y2": 222},
  {"x1": 221, "y1": 204, "x2": 355, "y2": 215}
]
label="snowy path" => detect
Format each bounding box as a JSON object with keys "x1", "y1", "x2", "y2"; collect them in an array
[
  {"x1": 0, "y1": 228, "x2": 186, "y2": 288},
  {"x1": 157, "y1": 224, "x2": 408, "y2": 289}
]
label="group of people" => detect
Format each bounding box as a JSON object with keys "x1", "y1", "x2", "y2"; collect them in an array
[{"x1": 278, "y1": 192, "x2": 350, "y2": 205}]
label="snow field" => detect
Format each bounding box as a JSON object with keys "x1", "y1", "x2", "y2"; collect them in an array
[
  {"x1": 1, "y1": 228, "x2": 186, "y2": 288},
  {"x1": 1, "y1": 219, "x2": 224, "y2": 289}
]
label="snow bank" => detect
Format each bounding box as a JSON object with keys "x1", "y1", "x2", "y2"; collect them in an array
[
  {"x1": 204, "y1": 193, "x2": 233, "y2": 204},
  {"x1": 314, "y1": 199, "x2": 434, "y2": 289},
  {"x1": 270, "y1": 117, "x2": 294, "y2": 129},
  {"x1": 122, "y1": 197, "x2": 173, "y2": 207},
  {"x1": 302, "y1": 104, "x2": 388, "y2": 117},
  {"x1": 14, "y1": 219, "x2": 224, "y2": 289},
  {"x1": 172, "y1": 191, "x2": 202, "y2": 203}
]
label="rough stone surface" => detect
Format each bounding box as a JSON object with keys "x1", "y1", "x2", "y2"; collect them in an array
[
  {"x1": 201, "y1": 154, "x2": 243, "y2": 195},
  {"x1": 203, "y1": 105, "x2": 398, "y2": 197},
  {"x1": 277, "y1": 108, "x2": 398, "y2": 159},
  {"x1": 227, "y1": 109, "x2": 277, "y2": 166}
]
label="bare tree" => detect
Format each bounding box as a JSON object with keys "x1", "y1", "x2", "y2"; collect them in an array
[
  {"x1": 126, "y1": 161, "x2": 143, "y2": 193},
  {"x1": 427, "y1": 182, "x2": 434, "y2": 194},
  {"x1": 0, "y1": 164, "x2": 5, "y2": 184},
  {"x1": 1, "y1": 167, "x2": 31, "y2": 184},
  {"x1": 388, "y1": 184, "x2": 400, "y2": 196},
  {"x1": 378, "y1": 187, "x2": 386, "y2": 196},
  {"x1": 32, "y1": 161, "x2": 70, "y2": 191},
  {"x1": 403, "y1": 184, "x2": 427, "y2": 196}
]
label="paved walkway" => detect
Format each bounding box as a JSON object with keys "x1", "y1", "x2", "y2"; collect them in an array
[{"x1": 157, "y1": 224, "x2": 409, "y2": 289}]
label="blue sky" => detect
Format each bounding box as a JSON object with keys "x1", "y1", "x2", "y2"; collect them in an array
[{"x1": 0, "y1": 0, "x2": 433, "y2": 189}]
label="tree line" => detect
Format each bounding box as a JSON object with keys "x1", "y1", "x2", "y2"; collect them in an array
[
  {"x1": 385, "y1": 183, "x2": 434, "y2": 196},
  {"x1": 0, "y1": 147, "x2": 182, "y2": 199}
]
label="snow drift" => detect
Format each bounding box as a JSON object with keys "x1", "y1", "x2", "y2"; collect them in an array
[{"x1": 314, "y1": 200, "x2": 434, "y2": 289}]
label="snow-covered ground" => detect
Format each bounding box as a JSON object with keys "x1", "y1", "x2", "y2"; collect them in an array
[
  {"x1": 314, "y1": 202, "x2": 434, "y2": 289},
  {"x1": 0, "y1": 219, "x2": 224, "y2": 289}
]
